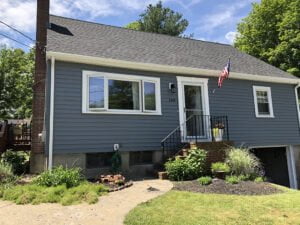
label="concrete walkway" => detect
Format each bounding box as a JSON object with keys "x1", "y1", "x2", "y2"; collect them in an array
[{"x1": 0, "y1": 179, "x2": 173, "y2": 225}]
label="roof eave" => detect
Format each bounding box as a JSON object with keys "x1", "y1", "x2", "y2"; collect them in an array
[{"x1": 46, "y1": 51, "x2": 299, "y2": 85}]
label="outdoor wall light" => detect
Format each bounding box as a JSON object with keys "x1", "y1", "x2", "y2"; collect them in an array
[{"x1": 169, "y1": 83, "x2": 176, "y2": 93}]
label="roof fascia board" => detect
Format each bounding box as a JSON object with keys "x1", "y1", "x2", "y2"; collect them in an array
[{"x1": 46, "y1": 51, "x2": 299, "y2": 84}]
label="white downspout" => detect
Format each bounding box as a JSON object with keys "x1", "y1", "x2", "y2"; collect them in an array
[
  {"x1": 48, "y1": 56, "x2": 55, "y2": 170},
  {"x1": 287, "y1": 146, "x2": 298, "y2": 189},
  {"x1": 295, "y1": 83, "x2": 300, "y2": 128}
]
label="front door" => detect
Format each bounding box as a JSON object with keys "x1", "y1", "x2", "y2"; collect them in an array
[{"x1": 177, "y1": 77, "x2": 210, "y2": 141}]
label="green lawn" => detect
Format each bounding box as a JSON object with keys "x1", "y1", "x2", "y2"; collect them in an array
[{"x1": 124, "y1": 188, "x2": 300, "y2": 225}]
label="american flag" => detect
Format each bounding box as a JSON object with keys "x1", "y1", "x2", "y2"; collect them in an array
[{"x1": 218, "y1": 58, "x2": 231, "y2": 88}]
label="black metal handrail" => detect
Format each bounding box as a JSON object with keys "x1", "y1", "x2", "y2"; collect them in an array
[{"x1": 161, "y1": 115, "x2": 229, "y2": 159}]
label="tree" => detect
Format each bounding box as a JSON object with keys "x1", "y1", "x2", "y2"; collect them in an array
[
  {"x1": 125, "y1": 21, "x2": 141, "y2": 31},
  {"x1": 234, "y1": 0, "x2": 300, "y2": 76},
  {"x1": 0, "y1": 47, "x2": 34, "y2": 119},
  {"x1": 126, "y1": 1, "x2": 189, "y2": 37}
]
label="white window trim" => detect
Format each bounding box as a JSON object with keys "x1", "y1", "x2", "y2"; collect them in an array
[
  {"x1": 253, "y1": 85, "x2": 274, "y2": 118},
  {"x1": 82, "y1": 70, "x2": 161, "y2": 115},
  {"x1": 177, "y1": 76, "x2": 211, "y2": 142}
]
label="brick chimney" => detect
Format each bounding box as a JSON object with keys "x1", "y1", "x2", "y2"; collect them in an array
[{"x1": 30, "y1": 0, "x2": 50, "y2": 173}]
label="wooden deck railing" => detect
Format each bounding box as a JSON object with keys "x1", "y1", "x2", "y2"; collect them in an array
[
  {"x1": 0, "y1": 120, "x2": 8, "y2": 153},
  {"x1": 0, "y1": 120, "x2": 31, "y2": 152}
]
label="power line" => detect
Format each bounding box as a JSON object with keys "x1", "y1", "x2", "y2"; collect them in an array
[
  {"x1": 0, "y1": 33, "x2": 32, "y2": 48},
  {"x1": 0, "y1": 20, "x2": 36, "y2": 43}
]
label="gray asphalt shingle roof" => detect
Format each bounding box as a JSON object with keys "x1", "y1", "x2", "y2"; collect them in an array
[{"x1": 47, "y1": 15, "x2": 298, "y2": 80}]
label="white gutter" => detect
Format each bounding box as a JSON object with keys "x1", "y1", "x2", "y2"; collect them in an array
[
  {"x1": 295, "y1": 83, "x2": 300, "y2": 128},
  {"x1": 46, "y1": 51, "x2": 299, "y2": 85},
  {"x1": 48, "y1": 56, "x2": 55, "y2": 170}
]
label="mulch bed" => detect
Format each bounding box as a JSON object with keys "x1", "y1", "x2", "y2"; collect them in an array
[{"x1": 173, "y1": 179, "x2": 283, "y2": 195}]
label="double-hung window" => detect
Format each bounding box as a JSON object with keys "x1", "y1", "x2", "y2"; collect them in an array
[
  {"x1": 82, "y1": 71, "x2": 161, "y2": 115},
  {"x1": 253, "y1": 86, "x2": 274, "y2": 118}
]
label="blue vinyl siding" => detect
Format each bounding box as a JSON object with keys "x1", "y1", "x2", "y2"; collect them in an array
[{"x1": 49, "y1": 61, "x2": 300, "y2": 154}]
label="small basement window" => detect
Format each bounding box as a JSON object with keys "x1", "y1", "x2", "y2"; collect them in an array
[
  {"x1": 130, "y1": 151, "x2": 153, "y2": 166},
  {"x1": 253, "y1": 86, "x2": 274, "y2": 118},
  {"x1": 86, "y1": 152, "x2": 114, "y2": 169},
  {"x1": 82, "y1": 71, "x2": 161, "y2": 115}
]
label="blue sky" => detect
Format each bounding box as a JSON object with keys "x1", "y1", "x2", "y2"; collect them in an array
[{"x1": 0, "y1": 0, "x2": 260, "y2": 50}]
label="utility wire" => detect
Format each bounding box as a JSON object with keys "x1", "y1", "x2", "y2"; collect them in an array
[
  {"x1": 0, "y1": 20, "x2": 36, "y2": 42},
  {"x1": 0, "y1": 33, "x2": 32, "y2": 48}
]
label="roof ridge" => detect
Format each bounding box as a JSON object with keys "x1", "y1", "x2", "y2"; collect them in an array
[{"x1": 49, "y1": 14, "x2": 232, "y2": 47}]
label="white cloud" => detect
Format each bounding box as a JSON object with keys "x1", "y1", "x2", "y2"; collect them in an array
[
  {"x1": 225, "y1": 31, "x2": 239, "y2": 44},
  {"x1": 0, "y1": 0, "x2": 158, "y2": 35},
  {"x1": 0, "y1": 37, "x2": 12, "y2": 47},
  {"x1": 0, "y1": 0, "x2": 36, "y2": 33},
  {"x1": 171, "y1": 0, "x2": 203, "y2": 10},
  {"x1": 50, "y1": 0, "x2": 73, "y2": 17},
  {"x1": 196, "y1": 0, "x2": 255, "y2": 33}
]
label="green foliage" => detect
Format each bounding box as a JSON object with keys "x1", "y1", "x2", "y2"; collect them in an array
[
  {"x1": 125, "y1": 1, "x2": 189, "y2": 37},
  {"x1": 125, "y1": 21, "x2": 141, "y2": 30},
  {"x1": 254, "y1": 177, "x2": 265, "y2": 183},
  {"x1": 185, "y1": 148, "x2": 207, "y2": 177},
  {"x1": 110, "y1": 151, "x2": 122, "y2": 173},
  {"x1": 225, "y1": 175, "x2": 251, "y2": 184},
  {"x1": 165, "y1": 158, "x2": 194, "y2": 181},
  {"x1": 165, "y1": 149, "x2": 207, "y2": 181},
  {"x1": 198, "y1": 176, "x2": 212, "y2": 185},
  {"x1": 226, "y1": 148, "x2": 262, "y2": 178},
  {"x1": 0, "y1": 161, "x2": 17, "y2": 184},
  {"x1": 0, "y1": 182, "x2": 108, "y2": 205},
  {"x1": 211, "y1": 162, "x2": 230, "y2": 174},
  {"x1": 34, "y1": 166, "x2": 83, "y2": 188},
  {"x1": 235, "y1": 0, "x2": 300, "y2": 77},
  {"x1": 0, "y1": 47, "x2": 34, "y2": 119},
  {"x1": 225, "y1": 175, "x2": 241, "y2": 184},
  {"x1": 0, "y1": 150, "x2": 29, "y2": 175}
]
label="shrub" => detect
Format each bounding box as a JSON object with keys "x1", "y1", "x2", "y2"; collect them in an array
[
  {"x1": 226, "y1": 148, "x2": 262, "y2": 178},
  {"x1": 34, "y1": 166, "x2": 83, "y2": 188},
  {"x1": 110, "y1": 151, "x2": 122, "y2": 173},
  {"x1": 165, "y1": 159, "x2": 194, "y2": 181},
  {"x1": 225, "y1": 175, "x2": 241, "y2": 184},
  {"x1": 0, "y1": 161, "x2": 16, "y2": 184},
  {"x1": 254, "y1": 177, "x2": 265, "y2": 183},
  {"x1": 225, "y1": 175, "x2": 251, "y2": 184},
  {"x1": 165, "y1": 148, "x2": 207, "y2": 181},
  {"x1": 198, "y1": 176, "x2": 212, "y2": 185},
  {"x1": 0, "y1": 150, "x2": 29, "y2": 175},
  {"x1": 185, "y1": 148, "x2": 207, "y2": 177},
  {"x1": 211, "y1": 162, "x2": 230, "y2": 174}
]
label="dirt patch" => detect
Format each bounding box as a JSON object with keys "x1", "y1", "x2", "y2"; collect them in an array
[
  {"x1": 173, "y1": 179, "x2": 283, "y2": 195},
  {"x1": 0, "y1": 179, "x2": 173, "y2": 225}
]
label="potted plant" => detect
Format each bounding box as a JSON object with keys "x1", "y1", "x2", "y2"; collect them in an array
[
  {"x1": 211, "y1": 162, "x2": 230, "y2": 179},
  {"x1": 212, "y1": 122, "x2": 225, "y2": 142}
]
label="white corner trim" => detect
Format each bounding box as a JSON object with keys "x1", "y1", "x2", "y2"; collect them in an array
[
  {"x1": 286, "y1": 145, "x2": 298, "y2": 189},
  {"x1": 295, "y1": 84, "x2": 300, "y2": 127},
  {"x1": 252, "y1": 86, "x2": 274, "y2": 118},
  {"x1": 46, "y1": 51, "x2": 300, "y2": 85},
  {"x1": 48, "y1": 56, "x2": 55, "y2": 170}
]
